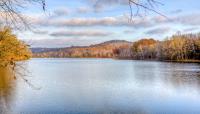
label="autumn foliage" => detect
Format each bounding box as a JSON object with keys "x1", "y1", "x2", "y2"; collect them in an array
[
  {"x1": 0, "y1": 27, "x2": 32, "y2": 67},
  {"x1": 32, "y1": 32, "x2": 200, "y2": 62},
  {"x1": 131, "y1": 33, "x2": 200, "y2": 61}
]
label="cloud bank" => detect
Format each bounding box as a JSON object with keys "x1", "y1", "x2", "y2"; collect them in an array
[{"x1": 50, "y1": 30, "x2": 113, "y2": 37}]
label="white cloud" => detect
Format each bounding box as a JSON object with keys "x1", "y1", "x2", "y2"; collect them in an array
[
  {"x1": 49, "y1": 30, "x2": 113, "y2": 37},
  {"x1": 29, "y1": 38, "x2": 102, "y2": 48},
  {"x1": 170, "y1": 9, "x2": 182, "y2": 14},
  {"x1": 124, "y1": 30, "x2": 135, "y2": 34},
  {"x1": 49, "y1": 8, "x2": 69, "y2": 18},
  {"x1": 30, "y1": 15, "x2": 152, "y2": 28},
  {"x1": 76, "y1": 7, "x2": 91, "y2": 14},
  {"x1": 183, "y1": 27, "x2": 199, "y2": 32},
  {"x1": 29, "y1": 13, "x2": 200, "y2": 29},
  {"x1": 32, "y1": 30, "x2": 49, "y2": 34},
  {"x1": 146, "y1": 27, "x2": 171, "y2": 35},
  {"x1": 86, "y1": 0, "x2": 129, "y2": 11}
]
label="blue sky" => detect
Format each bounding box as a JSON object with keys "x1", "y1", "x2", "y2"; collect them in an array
[{"x1": 17, "y1": 0, "x2": 200, "y2": 47}]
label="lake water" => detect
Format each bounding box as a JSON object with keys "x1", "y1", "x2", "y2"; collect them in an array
[{"x1": 0, "y1": 58, "x2": 200, "y2": 114}]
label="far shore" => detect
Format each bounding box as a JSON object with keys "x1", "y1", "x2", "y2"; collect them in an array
[
  {"x1": 162, "y1": 60, "x2": 200, "y2": 63},
  {"x1": 31, "y1": 57, "x2": 200, "y2": 63},
  {"x1": 116, "y1": 58, "x2": 200, "y2": 63}
]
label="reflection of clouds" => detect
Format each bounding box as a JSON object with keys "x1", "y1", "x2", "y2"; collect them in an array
[{"x1": 6, "y1": 59, "x2": 200, "y2": 113}]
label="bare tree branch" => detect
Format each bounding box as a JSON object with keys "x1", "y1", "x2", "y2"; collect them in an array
[
  {"x1": 128, "y1": 0, "x2": 167, "y2": 19},
  {"x1": 0, "y1": 0, "x2": 45, "y2": 29},
  {"x1": 92, "y1": 0, "x2": 167, "y2": 21}
]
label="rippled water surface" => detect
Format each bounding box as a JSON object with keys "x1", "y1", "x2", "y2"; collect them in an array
[{"x1": 1, "y1": 58, "x2": 200, "y2": 114}]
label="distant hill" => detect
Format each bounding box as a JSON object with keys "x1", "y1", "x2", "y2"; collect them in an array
[{"x1": 31, "y1": 40, "x2": 132, "y2": 58}]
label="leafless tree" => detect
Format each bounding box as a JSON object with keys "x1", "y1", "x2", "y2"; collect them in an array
[
  {"x1": 128, "y1": 0, "x2": 167, "y2": 19},
  {"x1": 0, "y1": 0, "x2": 45, "y2": 29}
]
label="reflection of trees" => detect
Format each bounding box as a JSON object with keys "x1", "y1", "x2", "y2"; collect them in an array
[
  {"x1": 131, "y1": 62, "x2": 200, "y2": 90},
  {"x1": 152, "y1": 63, "x2": 200, "y2": 90},
  {"x1": 0, "y1": 62, "x2": 36, "y2": 113},
  {"x1": 14, "y1": 62, "x2": 38, "y2": 89},
  {"x1": 0, "y1": 67, "x2": 16, "y2": 114},
  {"x1": 167, "y1": 64, "x2": 200, "y2": 89}
]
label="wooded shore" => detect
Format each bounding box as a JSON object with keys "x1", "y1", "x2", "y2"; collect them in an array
[{"x1": 32, "y1": 32, "x2": 200, "y2": 63}]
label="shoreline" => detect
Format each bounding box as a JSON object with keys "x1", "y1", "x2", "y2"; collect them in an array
[
  {"x1": 31, "y1": 57, "x2": 200, "y2": 63},
  {"x1": 162, "y1": 60, "x2": 200, "y2": 63}
]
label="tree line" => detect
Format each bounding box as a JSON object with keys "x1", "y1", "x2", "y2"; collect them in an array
[
  {"x1": 32, "y1": 32, "x2": 200, "y2": 62},
  {"x1": 117, "y1": 32, "x2": 200, "y2": 62}
]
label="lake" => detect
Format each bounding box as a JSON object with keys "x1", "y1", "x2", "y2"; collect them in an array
[{"x1": 0, "y1": 58, "x2": 200, "y2": 114}]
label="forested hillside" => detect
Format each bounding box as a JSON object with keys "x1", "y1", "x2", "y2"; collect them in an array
[{"x1": 32, "y1": 40, "x2": 132, "y2": 58}]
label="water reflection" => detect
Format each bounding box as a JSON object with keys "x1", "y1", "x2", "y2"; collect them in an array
[
  {"x1": 1, "y1": 59, "x2": 200, "y2": 113},
  {"x1": 132, "y1": 62, "x2": 200, "y2": 88},
  {"x1": 13, "y1": 59, "x2": 200, "y2": 114},
  {"x1": 0, "y1": 67, "x2": 15, "y2": 114}
]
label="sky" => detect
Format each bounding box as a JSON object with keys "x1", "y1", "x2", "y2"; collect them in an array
[{"x1": 16, "y1": 0, "x2": 200, "y2": 47}]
